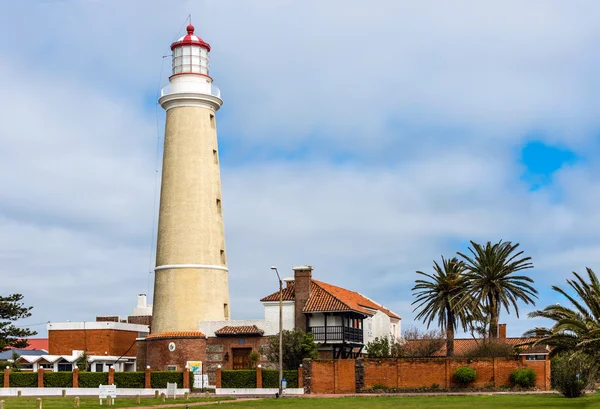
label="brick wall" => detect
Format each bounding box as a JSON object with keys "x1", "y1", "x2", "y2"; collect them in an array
[
  {"x1": 48, "y1": 329, "x2": 139, "y2": 356},
  {"x1": 310, "y1": 357, "x2": 550, "y2": 393},
  {"x1": 205, "y1": 337, "x2": 270, "y2": 383},
  {"x1": 142, "y1": 337, "x2": 207, "y2": 372}
]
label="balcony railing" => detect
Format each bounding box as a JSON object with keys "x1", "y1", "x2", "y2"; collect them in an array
[{"x1": 309, "y1": 326, "x2": 363, "y2": 344}]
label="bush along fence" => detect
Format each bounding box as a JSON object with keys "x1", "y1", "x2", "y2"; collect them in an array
[
  {"x1": 301, "y1": 357, "x2": 551, "y2": 394},
  {"x1": 2, "y1": 367, "x2": 193, "y2": 389},
  {"x1": 215, "y1": 366, "x2": 303, "y2": 389}
]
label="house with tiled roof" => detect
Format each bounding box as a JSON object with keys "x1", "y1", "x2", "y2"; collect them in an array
[{"x1": 260, "y1": 265, "x2": 401, "y2": 359}]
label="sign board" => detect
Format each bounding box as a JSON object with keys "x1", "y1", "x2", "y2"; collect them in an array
[
  {"x1": 186, "y1": 361, "x2": 202, "y2": 373},
  {"x1": 166, "y1": 382, "x2": 177, "y2": 399},
  {"x1": 98, "y1": 385, "x2": 116, "y2": 405}
]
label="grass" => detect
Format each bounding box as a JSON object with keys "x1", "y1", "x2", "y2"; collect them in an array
[
  {"x1": 0, "y1": 396, "x2": 232, "y2": 409},
  {"x1": 1, "y1": 394, "x2": 599, "y2": 409},
  {"x1": 208, "y1": 394, "x2": 600, "y2": 408}
]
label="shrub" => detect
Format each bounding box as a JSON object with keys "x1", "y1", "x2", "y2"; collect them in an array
[
  {"x1": 114, "y1": 372, "x2": 145, "y2": 388},
  {"x1": 510, "y1": 368, "x2": 536, "y2": 388},
  {"x1": 372, "y1": 384, "x2": 388, "y2": 390},
  {"x1": 9, "y1": 372, "x2": 37, "y2": 387},
  {"x1": 551, "y1": 355, "x2": 598, "y2": 398},
  {"x1": 262, "y1": 370, "x2": 298, "y2": 388},
  {"x1": 78, "y1": 372, "x2": 108, "y2": 388},
  {"x1": 44, "y1": 372, "x2": 73, "y2": 387},
  {"x1": 150, "y1": 371, "x2": 184, "y2": 389},
  {"x1": 454, "y1": 366, "x2": 477, "y2": 385},
  {"x1": 221, "y1": 370, "x2": 256, "y2": 388}
]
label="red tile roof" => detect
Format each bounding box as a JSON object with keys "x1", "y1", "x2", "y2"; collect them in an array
[
  {"x1": 146, "y1": 331, "x2": 205, "y2": 339},
  {"x1": 11, "y1": 338, "x2": 48, "y2": 351},
  {"x1": 406, "y1": 337, "x2": 549, "y2": 357},
  {"x1": 214, "y1": 325, "x2": 264, "y2": 337},
  {"x1": 260, "y1": 280, "x2": 401, "y2": 320}
]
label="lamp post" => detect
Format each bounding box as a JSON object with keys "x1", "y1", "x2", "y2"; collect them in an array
[{"x1": 271, "y1": 266, "x2": 283, "y2": 397}]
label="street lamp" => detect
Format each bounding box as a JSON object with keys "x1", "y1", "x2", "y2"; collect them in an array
[{"x1": 271, "y1": 266, "x2": 283, "y2": 397}]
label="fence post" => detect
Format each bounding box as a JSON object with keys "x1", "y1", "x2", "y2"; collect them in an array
[
  {"x1": 216, "y1": 365, "x2": 222, "y2": 388},
  {"x1": 298, "y1": 365, "x2": 303, "y2": 389},
  {"x1": 183, "y1": 367, "x2": 190, "y2": 389},
  {"x1": 37, "y1": 367, "x2": 44, "y2": 388},
  {"x1": 3, "y1": 367, "x2": 9, "y2": 388},
  {"x1": 72, "y1": 367, "x2": 79, "y2": 388},
  {"x1": 145, "y1": 366, "x2": 151, "y2": 389},
  {"x1": 256, "y1": 365, "x2": 262, "y2": 389},
  {"x1": 108, "y1": 367, "x2": 115, "y2": 385}
]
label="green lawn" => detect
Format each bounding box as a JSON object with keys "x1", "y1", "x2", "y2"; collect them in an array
[
  {"x1": 209, "y1": 394, "x2": 599, "y2": 409},
  {"x1": 1, "y1": 394, "x2": 599, "y2": 409},
  {"x1": 0, "y1": 396, "x2": 232, "y2": 409}
]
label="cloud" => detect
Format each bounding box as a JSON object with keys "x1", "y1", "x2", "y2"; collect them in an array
[{"x1": 3, "y1": 0, "x2": 600, "y2": 339}]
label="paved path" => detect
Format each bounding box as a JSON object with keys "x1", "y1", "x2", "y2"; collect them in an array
[{"x1": 135, "y1": 398, "x2": 260, "y2": 409}]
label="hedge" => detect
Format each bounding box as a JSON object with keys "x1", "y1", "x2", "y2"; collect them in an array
[
  {"x1": 44, "y1": 372, "x2": 73, "y2": 387},
  {"x1": 9, "y1": 372, "x2": 38, "y2": 387},
  {"x1": 263, "y1": 370, "x2": 298, "y2": 388},
  {"x1": 221, "y1": 370, "x2": 256, "y2": 388},
  {"x1": 453, "y1": 366, "x2": 477, "y2": 385},
  {"x1": 78, "y1": 372, "x2": 109, "y2": 388},
  {"x1": 114, "y1": 372, "x2": 145, "y2": 388},
  {"x1": 151, "y1": 371, "x2": 183, "y2": 389}
]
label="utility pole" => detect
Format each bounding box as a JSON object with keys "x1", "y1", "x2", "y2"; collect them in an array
[{"x1": 271, "y1": 266, "x2": 283, "y2": 396}]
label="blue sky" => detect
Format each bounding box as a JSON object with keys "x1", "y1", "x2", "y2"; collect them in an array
[{"x1": 3, "y1": 0, "x2": 600, "y2": 338}]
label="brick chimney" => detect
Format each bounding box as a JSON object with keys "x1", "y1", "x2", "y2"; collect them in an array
[
  {"x1": 498, "y1": 323, "x2": 507, "y2": 340},
  {"x1": 293, "y1": 265, "x2": 313, "y2": 332}
]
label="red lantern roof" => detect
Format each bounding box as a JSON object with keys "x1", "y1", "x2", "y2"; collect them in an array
[{"x1": 170, "y1": 24, "x2": 211, "y2": 52}]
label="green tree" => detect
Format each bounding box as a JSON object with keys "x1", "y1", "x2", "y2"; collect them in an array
[
  {"x1": 76, "y1": 351, "x2": 91, "y2": 372},
  {"x1": 458, "y1": 241, "x2": 537, "y2": 339},
  {"x1": 366, "y1": 335, "x2": 397, "y2": 358},
  {"x1": 263, "y1": 329, "x2": 318, "y2": 370},
  {"x1": 0, "y1": 294, "x2": 37, "y2": 352},
  {"x1": 525, "y1": 268, "x2": 600, "y2": 358},
  {"x1": 412, "y1": 256, "x2": 474, "y2": 356}
]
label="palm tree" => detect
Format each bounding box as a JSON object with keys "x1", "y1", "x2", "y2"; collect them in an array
[
  {"x1": 412, "y1": 256, "x2": 474, "y2": 357},
  {"x1": 525, "y1": 268, "x2": 600, "y2": 358},
  {"x1": 458, "y1": 240, "x2": 537, "y2": 339}
]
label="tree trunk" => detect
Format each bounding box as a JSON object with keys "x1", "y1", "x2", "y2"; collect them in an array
[
  {"x1": 446, "y1": 310, "x2": 455, "y2": 357},
  {"x1": 489, "y1": 296, "x2": 499, "y2": 339}
]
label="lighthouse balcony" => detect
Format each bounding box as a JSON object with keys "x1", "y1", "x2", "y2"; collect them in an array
[{"x1": 160, "y1": 81, "x2": 220, "y2": 98}]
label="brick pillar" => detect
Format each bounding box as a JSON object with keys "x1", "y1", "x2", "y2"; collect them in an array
[
  {"x1": 183, "y1": 368, "x2": 190, "y2": 389},
  {"x1": 216, "y1": 367, "x2": 222, "y2": 388},
  {"x1": 37, "y1": 368, "x2": 44, "y2": 388},
  {"x1": 3, "y1": 368, "x2": 10, "y2": 388},
  {"x1": 108, "y1": 367, "x2": 115, "y2": 385},
  {"x1": 72, "y1": 368, "x2": 79, "y2": 388},
  {"x1": 145, "y1": 368, "x2": 151, "y2": 388},
  {"x1": 302, "y1": 359, "x2": 312, "y2": 394},
  {"x1": 256, "y1": 367, "x2": 262, "y2": 389},
  {"x1": 444, "y1": 358, "x2": 450, "y2": 388},
  {"x1": 354, "y1": 359, "x2": 363, "y2": 393},
  {"x1": 545, "y1": 356, "x2": 551, "y2": 391},
  {"x1": 298, "y1": 366, "x2": 304, "y2": 389}
]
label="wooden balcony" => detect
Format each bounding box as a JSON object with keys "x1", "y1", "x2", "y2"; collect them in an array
[{"x1": 308, "y1": 326, "x2": 363, "y2": 344}]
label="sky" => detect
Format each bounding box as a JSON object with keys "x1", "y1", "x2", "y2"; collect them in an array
[{"x1": 3, "y1": 0, "x2": 600, "y2": 338}]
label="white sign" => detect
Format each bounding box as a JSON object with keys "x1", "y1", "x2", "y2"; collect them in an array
[
  {"x1": 166, "y1": 382, "x2": 177, "y2": 399},
  {"x1": 98, "y1": 385, "x2": 116, "y2": 405}
]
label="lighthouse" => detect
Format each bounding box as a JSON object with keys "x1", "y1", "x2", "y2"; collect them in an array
[{"x1": 151, "y1": 25, "x2": 230, "y2": 334}]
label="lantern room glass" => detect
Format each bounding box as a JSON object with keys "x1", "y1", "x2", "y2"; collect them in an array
[{"x1": 172, "y1": 45, "x2": 209, "y2": 75}]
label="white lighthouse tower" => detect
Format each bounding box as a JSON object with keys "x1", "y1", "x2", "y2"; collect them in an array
[{"x1": 151, "y1": 24, "x2": 230, "y2": 334}]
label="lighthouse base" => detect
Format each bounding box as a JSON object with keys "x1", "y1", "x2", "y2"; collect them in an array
[{"x1": 136, "y1": 332, "x2": 207, "y2": 372}]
